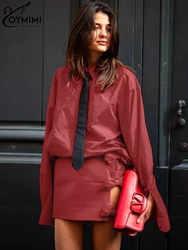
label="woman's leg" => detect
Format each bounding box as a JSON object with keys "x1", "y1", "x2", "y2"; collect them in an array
[
  {"x1": 92, "y1": 186, "x2": 122, "y2": 250},
  {"x1": 54, "y1": 219, "x2": 85, "y2": 250}
]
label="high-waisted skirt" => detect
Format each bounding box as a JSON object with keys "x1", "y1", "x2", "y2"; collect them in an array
[{"x1": 52, "y1": 155, "x2": 126, "y2": 221}]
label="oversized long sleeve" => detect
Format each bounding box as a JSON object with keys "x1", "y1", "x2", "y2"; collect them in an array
[
  {"x1": 39, "y1": 71, "x2": 58, "y2": 225},
  {"x1": 117, "y1": 72, "x2": 170, "y2": 232},
  {"x1": 38, "y1": 65, "x2": 170, "y2": 231}
]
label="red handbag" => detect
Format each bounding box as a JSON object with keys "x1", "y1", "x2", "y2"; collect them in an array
[{"x1": 114, "y1": 170, "x2": 148, "y2": 236}]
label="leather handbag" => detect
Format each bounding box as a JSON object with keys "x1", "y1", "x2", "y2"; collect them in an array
[{"x1": 114, "y1": 170, "x2": 148, "y2": 236}]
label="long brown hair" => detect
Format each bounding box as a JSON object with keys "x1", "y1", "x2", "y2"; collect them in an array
[{"x1": 66, "y1": 2, "x2": 123, "y2": 91}]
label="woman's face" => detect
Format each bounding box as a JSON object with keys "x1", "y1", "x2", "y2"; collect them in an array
[{"x1": 88, "y1": 11, "x2": 111, "y2": 57}]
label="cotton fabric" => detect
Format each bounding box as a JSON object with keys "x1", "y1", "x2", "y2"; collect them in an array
[{"x1": 39, "y1": 65, "x2": 170, "y2": 232}]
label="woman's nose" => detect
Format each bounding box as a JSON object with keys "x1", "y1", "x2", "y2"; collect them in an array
[{"x1": 99, "y1": 28, "x2": 107, "y2": 37}]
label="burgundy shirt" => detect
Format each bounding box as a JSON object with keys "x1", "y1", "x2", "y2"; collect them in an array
[{"x1": 39, "y1": 65, "x2": 170, "y2": 232}]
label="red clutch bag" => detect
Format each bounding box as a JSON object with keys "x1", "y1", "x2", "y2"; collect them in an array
[{"x1": 114, "y1": 170, "x2": 148, "y2": 236}]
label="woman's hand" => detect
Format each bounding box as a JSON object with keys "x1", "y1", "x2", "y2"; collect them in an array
[{"x1": 136, "y1": 193, "x2": 154, "y2": 224}]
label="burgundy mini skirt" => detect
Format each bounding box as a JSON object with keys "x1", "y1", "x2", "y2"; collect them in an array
[{"x1": 52, "y1": 155, "x2": 126, "y2": 221}]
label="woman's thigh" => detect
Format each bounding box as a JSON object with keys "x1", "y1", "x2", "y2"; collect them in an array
[
  {"x1": 54, "y1": 219, "x2": 85, "y2": 250},
  {"x1": 92, "y1": 186, "x2": 122, "y2": 250},
  {"x1": 92, "y1": 217, "x2": 122, "y2": 250}
]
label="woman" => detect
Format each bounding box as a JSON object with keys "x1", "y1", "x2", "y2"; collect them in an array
[{"x1": 39, "y1": 2, "x2": 170, "y2": 250}]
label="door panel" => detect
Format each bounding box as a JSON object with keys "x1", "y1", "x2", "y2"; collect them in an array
[
  {"x1": 0, "y1": 163, "x2": 54, "y2": 250},
  {"x1": 169, "y1": 0, "x2": 188, "y2": 249},
  {"x1": 0, "y1": 0, "x2": 43, "y2": 121},
  {"x1": 170, "y1": 0, "x2": 188, "y2": 165}
]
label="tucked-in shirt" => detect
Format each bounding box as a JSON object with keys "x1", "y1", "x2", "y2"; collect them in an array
[{"x1": 39, "y1": 64, "x2": 170, "y2": 232}]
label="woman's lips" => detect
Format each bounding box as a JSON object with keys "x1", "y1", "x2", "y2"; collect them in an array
[{"x1": 97, "y1": 41, "x2": 107, "y2": 45}]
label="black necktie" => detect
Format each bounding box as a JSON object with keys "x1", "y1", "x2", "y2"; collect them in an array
[{"x1": 72, "y1": 72, "x2": 91, "y2": 170}]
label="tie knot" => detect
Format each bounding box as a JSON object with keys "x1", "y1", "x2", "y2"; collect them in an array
[{"x1": 84, "y1": 71, "x2": 91, "y2": 80}]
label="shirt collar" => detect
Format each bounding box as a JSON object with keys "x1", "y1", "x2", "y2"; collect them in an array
[
  {"x1": 67, "y1": 64, "x2": 100, "y2": 82},
  {"x1": 84, "y1": 65, "x2": 100, "y2": 81}
]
